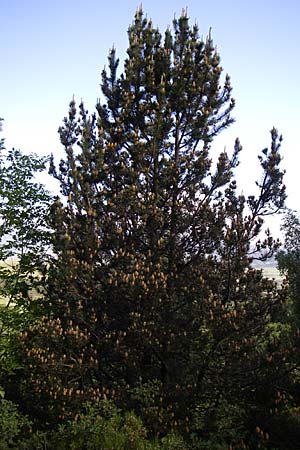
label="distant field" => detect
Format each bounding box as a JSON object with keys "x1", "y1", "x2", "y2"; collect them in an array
[
  {"x1": 262, "y1": 267, "x2": 283, "y2": 283},
  {"x1": 0, "y1": 260, "x2": 41, "y2": 307}
]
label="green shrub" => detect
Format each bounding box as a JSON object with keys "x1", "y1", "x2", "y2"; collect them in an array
[
  {"x1": 43, "y1": 401, "x2": 187, "y2": 450},
  {"x1": 0, "y1": 398, "x2": 42, "y2": 450}
]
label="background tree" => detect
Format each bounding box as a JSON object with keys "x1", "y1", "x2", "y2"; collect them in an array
[
  {"x1": 277, "y1": 210, "x2": 300, "y2": 325},
  {"x1": 19, "y1": 9, "x2": 293, "y2": 448},
  {"x1": 0, "y1": 119, "x2": 52, "y2": 399}
]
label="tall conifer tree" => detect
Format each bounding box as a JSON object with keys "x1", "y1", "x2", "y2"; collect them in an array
[{"x1": 21, "y1": 8, "x2": 289, "y2": 444}]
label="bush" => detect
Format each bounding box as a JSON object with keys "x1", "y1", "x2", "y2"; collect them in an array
[
  {"x1": 0, "y1": 398, "x2": 41, "y2": 450},
  {"x1": 46, "y1": 401, "x2": 186, "y2": 450}
]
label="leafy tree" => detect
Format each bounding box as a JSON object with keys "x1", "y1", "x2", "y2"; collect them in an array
[
  {"x1": 277, "y1": 210, "x2": 300, "y2": 325},
  {"x1": 0, "y1": 119, "x2": 52, "y2": 397},
  {"x1": 0, "y1": 141, "x2": 51, "y2": 305},
  {"x1": 20, "y1": 8, "x2": 290, "y2": 447}
]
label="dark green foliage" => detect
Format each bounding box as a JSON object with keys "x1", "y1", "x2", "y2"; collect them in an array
[
  {"x1": 43, "y1": 401, "x2": 186, "y2": 450},
  {"x1": 277, "y1": 210, "x2": 300, "y2": 325},
  {"x1": 267, "y1": 211, "x2": 300, "y2": 450},
  {"x1": 0, "y1": 399, "x2": 186, "y2": 450},
  {"x1": 0, "y1": 399, "x2": 36, "y2": 449},
  {"x1": 16, "y1": 9, "x2": 294, "y2": 449}
]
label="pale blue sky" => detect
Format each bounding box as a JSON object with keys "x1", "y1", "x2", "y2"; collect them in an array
[{"x1": 1, "y1": 0, "x2": 300, "y2": 235}]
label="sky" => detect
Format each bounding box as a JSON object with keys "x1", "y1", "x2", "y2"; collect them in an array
[{"x1": 1, "y1": 0, "x2": 300, "y2": 237}]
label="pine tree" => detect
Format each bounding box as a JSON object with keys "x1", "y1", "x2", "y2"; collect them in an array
[{"x1": 21, "y1": 8, "x2": 289, "y2": 444}]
